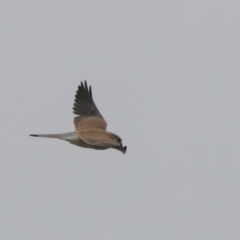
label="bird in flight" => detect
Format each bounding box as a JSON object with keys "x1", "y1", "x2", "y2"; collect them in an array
[{"x1": 30, "y1": 81, "x2": 127, "y2": 154}]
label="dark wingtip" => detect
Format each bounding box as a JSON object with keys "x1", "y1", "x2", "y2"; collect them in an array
[
  {"x1": 30, "y1": 134, "x2": 38, "y2": 137},
  {"x1": 89, "y1": 86, "x2": 92, "y2": 97},
  {"x1": 123, "y1": 146, "x2": 127, "y2": 154}
]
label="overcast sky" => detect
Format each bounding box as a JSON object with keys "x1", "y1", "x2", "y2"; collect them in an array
[{"x1": 1, "y1": 1, "x2": 240, "y2": 239}]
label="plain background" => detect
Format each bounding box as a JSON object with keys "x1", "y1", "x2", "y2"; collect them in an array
[{"x1": 1, "y1": 1, "x2": 240, "y2": 239}]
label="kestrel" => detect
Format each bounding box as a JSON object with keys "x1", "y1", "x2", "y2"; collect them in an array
[{"x1": 30, "y1": 81, "x2": 127, "y2": 154}]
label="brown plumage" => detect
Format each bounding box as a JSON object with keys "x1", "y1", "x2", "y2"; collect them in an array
[{"x1": 30, "y1": 81, "x2": 127, "y2": 154}]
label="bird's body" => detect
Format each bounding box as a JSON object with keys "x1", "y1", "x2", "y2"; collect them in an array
[{"x1": 30, "y1": 81, "x2": 127, "y2": 154}]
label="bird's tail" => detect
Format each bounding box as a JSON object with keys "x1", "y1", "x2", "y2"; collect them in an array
[{"x1": 29, "y1": 133, "x2": 63, "y2": 139}]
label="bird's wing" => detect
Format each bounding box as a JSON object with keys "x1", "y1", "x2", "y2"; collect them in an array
[
  {"x1": 73, "y1": 81, "x2": 107, "y2": 131},
  {"x1": 74, "y1": 117, "x2": 117, "y2": 148},
  {"x1": 74, "y1": 116, "x2": 112, "y2": 147},
  {"x1": 74, "y1": 115, "x2": 107, "y2": 132},
  {"x1": 78, "y1": 130, "x2": 121, "y2": 148},
  {"x1": 73, "y1": 80, "x2": 105, "y2": 120},
  {"x1": 72, "y1": 81, "x2": 123, "y2": 149}
]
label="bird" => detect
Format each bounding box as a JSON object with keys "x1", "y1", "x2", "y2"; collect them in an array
[{"x1": 30, "y1": 81, "x2": 127, "y2": 154}]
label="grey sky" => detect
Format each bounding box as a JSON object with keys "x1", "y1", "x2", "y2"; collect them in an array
[{"x1": 1, "y1": 1, "x2": 240, "y2": 239}]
